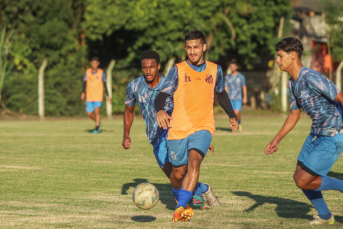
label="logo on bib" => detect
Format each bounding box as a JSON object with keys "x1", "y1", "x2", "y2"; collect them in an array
[
  {"x1": 184, "y1": 73, "x2": 191, "y2": 82},
  {"x1": 205, "y1": 74, "x2": 213, "y2": 84},
  {"x1": 170, "y1": 151, "x2": 178, "y2": 160}
]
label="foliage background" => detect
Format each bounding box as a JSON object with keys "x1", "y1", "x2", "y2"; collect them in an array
[{"x1": 0, "y1": 0, "x2": 292, "y2": 115}]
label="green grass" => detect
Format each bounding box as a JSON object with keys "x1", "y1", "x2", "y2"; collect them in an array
[{"x1": 0, "y1": 115, "x2": 343, "y2": 228}]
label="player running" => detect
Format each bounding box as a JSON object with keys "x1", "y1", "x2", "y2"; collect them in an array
[
  {"x1": 122, "y1": 50, "x2": 216, "y2": 210},
  {"x1": 265, "y1": 37, "x2": 343, "y2": 225},
  {"x1": 225, "y1": 59, "x2": 247, "y2": 131},
  {"x1": 154, "y1": 30, "x2": 239, "y2": 222},
  {"x1": 81, "y1": 57, "x2": 111, "y2": 134}
]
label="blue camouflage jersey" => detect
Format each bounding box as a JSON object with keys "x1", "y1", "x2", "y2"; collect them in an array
[
  {"x1": 125, "y1": 75, "x2": 173, "y2": 144},
  {"x1": 225, "y1": 72, "x2": 246, "y2": 100},
  {"x1": 289, "y1": 66, "x2": 342, "y2": 136},
  {"x1": 161, "y1": 60, "x2": 225, "y2": 95}
]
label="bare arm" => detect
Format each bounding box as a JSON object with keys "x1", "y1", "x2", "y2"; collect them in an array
[
  {"x1": 264, "y1": 109, "x2": 300, "y2": 154},
  {"x1": 225, "y1": 86, "x2": 229, "y2": 93},
  {"x1": 122, "y1": 105, "x2": 135, "y2": 149},
  {"x1": 334, "y1": 92, "x2": 343, "y2": 105},
  {"x1": 242, "y1": 85, "x2": 247, "y2": 104}
]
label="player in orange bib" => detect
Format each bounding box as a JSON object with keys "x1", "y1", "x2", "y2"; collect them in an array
[
  {"x1": 154, "y1": 30, "x2": 239, "y2": 221},
  {"x1": 81, "y1": 57, "x2": 111, "y2": 134}
]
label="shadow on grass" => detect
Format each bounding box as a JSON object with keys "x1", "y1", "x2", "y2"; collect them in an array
[
  {"x1": 232, "y1": 191, "x2": 313, "y2": 220},
  {"x1": 216, "y1": 127, "x2": 232, "y2": 132},
  {"x1": 122, "y1": 178, "x2": 175, "y2": 210},
  {"x1": 131, "y1": 215, "x2": 156, "y2": 222},
  {"x1": 327, "y1": 171, "x2": 343, "y2": 180}
]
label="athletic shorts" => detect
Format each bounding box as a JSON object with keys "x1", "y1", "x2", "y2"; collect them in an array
[
  {"x1": 297, "y1": 132, "x2": 343, "y2": 176},
  {"x1": 231, "y1": 99, "x2": 242, "y2": 111},
  {"x1": 168, "y1": 130, "x2": 212, "y2": 167},
  {"x1": 152, "y1": 130, "x2": 169, "y2": 168},
  {"x1": 86, "y1": 101, "x2": 102, "y2": 113}
]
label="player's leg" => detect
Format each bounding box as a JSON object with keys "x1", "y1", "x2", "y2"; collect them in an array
[
  {"x1": 86, "y1": 102, "x2": 96, "y2": 121},
  {"x1": 231, "y1": 100, "x2": 243, "y2": 131},
  {"x1": 293, "y1": 133, "x2": 343, "y2": 225},
  {"x1": 92, "y1": 102, "x2": 102, "y2": 133}
]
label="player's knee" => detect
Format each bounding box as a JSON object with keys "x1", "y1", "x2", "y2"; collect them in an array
[
  {"x1": 188, "y1": 159, "x2": 201, "y2": 172},
  {"x1": 294, "y1": 177, "x2": 308, "y2": 189},
  {"x1": 87, "y1": 112, "x2": 93, "y2": 117},
  {"x1": 173, "y1": 168, "x2": 186, "y2": 181}
]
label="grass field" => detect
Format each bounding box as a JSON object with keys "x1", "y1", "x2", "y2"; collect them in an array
[{"x1": 1, "y1": 114, "x2": 343, "y2": 228}]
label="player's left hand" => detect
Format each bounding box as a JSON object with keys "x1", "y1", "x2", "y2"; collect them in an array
[
  {"x1": 264, "y1": 138, "x2": 279, "y2": 155},
  {"x1": 122, "y1": 136, "x2": 131, "y2": 149},
  {"x1": 209, "y1": 145, "x2": 215, "y2": 155},
  {"x1": 243, "y1": 97, "x2": 248, "y2": 105},
  {"x1": 107, "y1": 96, "x2": 112, "y2": 103},
  {"x1": 229, "y1": 118, "x2": 239, "y2": 131}
]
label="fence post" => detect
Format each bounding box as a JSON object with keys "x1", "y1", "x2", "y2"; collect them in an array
[
  {"x1": 38, "y1": 59, "x2": 47, "y2": 119},
  {"x1": 336, "y1": 60, "x2": 343, "y2": 91},
  {"x1": 106, "y1": 59, "x2": 115, "y2": 118}
]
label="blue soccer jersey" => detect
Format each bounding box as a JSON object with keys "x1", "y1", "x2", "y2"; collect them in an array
[
  {"x1": 125, "y1": 75, "x2": 173, "y2": 144},
  {"x1": 161, "y1": 60, "x2": 225, "y2": 95},
  {"x1": 225, "y1": 72, "x2": 246, "y2": 100},
  {"x1": 289, "y1": 66, "x2": 342, "y2": 136}
]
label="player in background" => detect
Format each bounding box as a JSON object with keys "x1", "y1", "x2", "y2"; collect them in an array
[
  {"x1": 81, "y1": 57, "x2": 111, "y2": 134},
  {"x1": 122, "y1": 50, "x2": 216, "y2": 210},
  {"x1": 265, "y1": 37, "x2": 343, "y2": 225},
  {"x1": 154, "y1": 30, "x2": 239, "y2": 221},
  {"x1": 225, "y1": 59, "x2": 247, "y2": 131}
]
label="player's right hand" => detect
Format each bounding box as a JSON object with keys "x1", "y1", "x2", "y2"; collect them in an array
[
  {"x1": 156, "y1": 110, "x2": 172, "y2": 129},
  {"x1": 264, "y1": 138, "x2": 279, "y2": 155},
  {"x1": 229, "y1": 118, "x2": 239, "y2": 131},
  {"x1": 81, "y1": 92, "x2": 85, "y2": 101},
  {"x1": 122, "y1": 136, "x2": 131, "y2": 149}
]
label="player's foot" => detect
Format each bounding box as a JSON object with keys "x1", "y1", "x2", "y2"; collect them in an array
[
  {"x1": 92, "y1": 129, "x2": 99, "y2": 134},
  {"x1": 239, "y1": 124, "x2": 243, "y2": 132},
  {"x1": 174, "y1": 198, "x2": 194, "y2": 214},
  {"x1": 203, "y1": 183, "x2": 220, "y2": 207},
  {"x1": 308, "y1": 215, "x2": 335, "y2": 225},
  {"x1": 192, "y1": 195, "x2": 209, "y2": 210},
  {"x1": 172, "y1": 206, "x2": 194, "y2": 222}
]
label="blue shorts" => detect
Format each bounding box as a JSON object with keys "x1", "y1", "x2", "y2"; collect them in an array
[
  {"x1": 298, "y1": 132, "x2": 343, "y2": 176},
  {"x1": 168, "y1": 130, "x2": 212, "y2": 167},
  {"x1": 231, "y1": 99, "x2": 242, "y2": 111},
  {"x1": 86, "y1": 101, "x2": 102, "y2": 113},
  {"x1": 152, "y1": 130, "x2": 169, "y2": 168}
]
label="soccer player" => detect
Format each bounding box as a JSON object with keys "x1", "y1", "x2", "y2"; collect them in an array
[
  {"x1": 81, "y1": 57, "x2": 111, "y2": 134},
  {"x1": 154, "y1": 30, "x2": 239, "y2": 221},
  {"x1": 225, "y1": 59, "x2": 247, "y2": 131},
  {"x1": 265, "y1": 37, "x2": 343, "y2": 225},
  {"x1": 122, "y1": 50, "x2": 216, "y2": 210}
]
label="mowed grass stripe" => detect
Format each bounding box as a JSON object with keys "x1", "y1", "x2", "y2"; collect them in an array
[{"x1": 0, "y1": 116, "x2": 342, "y2": 228}]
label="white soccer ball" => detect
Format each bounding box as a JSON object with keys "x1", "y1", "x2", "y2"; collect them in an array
[{"x1": 132, "y1": 183, "x2": 159, "y2": 210}]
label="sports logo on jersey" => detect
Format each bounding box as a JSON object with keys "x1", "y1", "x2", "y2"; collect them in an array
[
  {"x1": 184, "y1": 73, "x2": 191, "y2": 82},
  {"x1": 170, "y1": 151, "x2": 178, "y2": 160},
  {"x1": 205, "y1": 74, "x2": 213, "y2": 84}
]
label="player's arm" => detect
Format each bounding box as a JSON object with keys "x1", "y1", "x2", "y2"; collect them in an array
[
  {"x1": 81, "y1": 72, "x2": 86, "y2": 100},
  {"x1": 242, "y1": 85, "x2": 247, "y2": 104},
  {"x1": 264, "y1": 109, "x2": 300, "y2": 155},
  {"x1": 102, "y1": 72, "x2": 111, "y2": 103},
  {"x1": 123, "y1": 105, "x2": 135, "y2": 149},
  {"x1": 154, "y1": 66, "x2": 178, "y2": 129},
  {"x1": 216, "y1": 66, "x2": 239, "y2": 131},
  {"x1": 334, "y1": 92, "x2": 343, "y2": 105}
]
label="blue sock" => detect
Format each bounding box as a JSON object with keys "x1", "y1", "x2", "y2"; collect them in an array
[
  {"x1": 192, "y1": 183, "x2": 202, "y2": 197},
  {"x1": 302, "y1": 189, "x2": 331, "y2": 220},
  {"x1": 238, "y1": 120, "x2": 241, "y2": 125},
  {"x1": 176, "y1": 190, "x2": 192, "y2": 209},
  {"x1": 172, "y1": 186, "x2": 181, "y2": 201},
  {"x1": 316, "y1": 176, "x2": 343, "y2": 192},
  {"x1": 199, "y1": 183, "x2": 209, "y2": 193}
]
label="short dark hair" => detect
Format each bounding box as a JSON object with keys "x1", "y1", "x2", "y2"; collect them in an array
[
  {"x1": 229, "y1": 59, "x2": 237, "y2": 65},
  {"x1": 275, "y1": 37, "x2": 303, "y2": 58},
  {"x1": 140, "y1": 50, "x2": 160, "y2": 64},
  {"x1": 185, "y1": 30, "x2": 206, "y2": 44},
  {"x1": 90, "y1": 56, "x2": 99, "y2": 61}
]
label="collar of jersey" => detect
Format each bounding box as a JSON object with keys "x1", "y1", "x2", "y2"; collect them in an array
[
  {"x1": 186, "y1": 60, "x2": 207, "y2": 73},
  {"x1": 292, "y1": 66, "x2": 306, "y2": 87}
]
